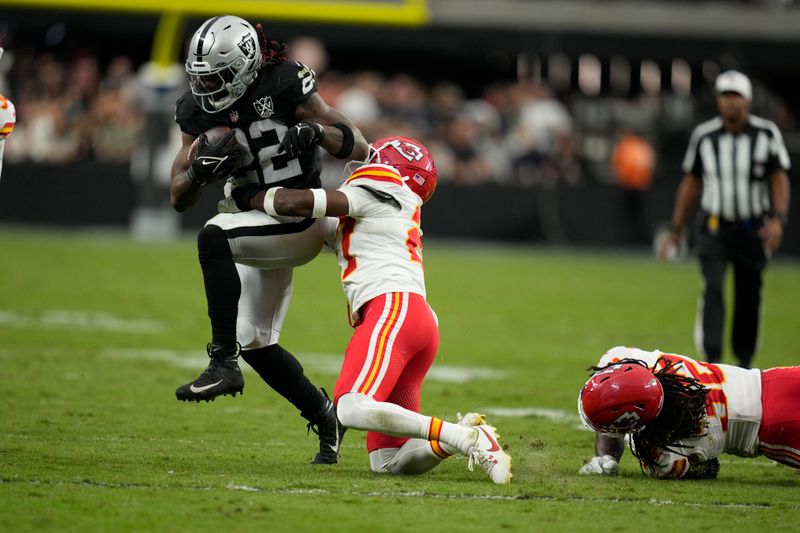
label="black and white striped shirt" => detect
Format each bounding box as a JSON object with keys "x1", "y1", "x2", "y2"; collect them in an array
[{"x1": 682, "y1": 115, "x2": 791, "y2": 222}]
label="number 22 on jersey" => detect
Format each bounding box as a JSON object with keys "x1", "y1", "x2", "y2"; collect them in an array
[{"x1": 238, "y1": 118, "x2": 302, "y2": 185}]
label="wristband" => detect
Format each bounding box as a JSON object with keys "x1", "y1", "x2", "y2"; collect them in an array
[
  {"x1": 310, "y1": 188, "x2": 328, "y2": 218},
  {"x1": 769, "y1": 211, "x2": 788, "y2": 227},
  {"x1": 330, "y1": 122, "x2": 355, "y2": 159},
  {"x1": 185, "y1": 167, "x2": 206, "y2": 187},
  {"x1": 263, "y1": 187, "x2": 283, "y2": 216}
]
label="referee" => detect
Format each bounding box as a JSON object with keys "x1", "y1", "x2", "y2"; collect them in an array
[{"x1": 660, "y1": 70, "x2": 791, "y2": 369}]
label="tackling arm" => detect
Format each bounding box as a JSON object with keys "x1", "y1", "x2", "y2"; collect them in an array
[
  {"x1": 250, "y1": 188, "x2": 350, "y2": 218},
  {"x1": 596, "y1": 433, "x2": 625, "y2": 460},
  {"x1": 294, "y1": 93, "x2": 369, "y2": 161}
]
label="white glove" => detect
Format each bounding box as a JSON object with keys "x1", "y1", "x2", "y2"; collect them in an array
[{"x1": 579, "y1": 455, "x2": 619, "y2": 476}]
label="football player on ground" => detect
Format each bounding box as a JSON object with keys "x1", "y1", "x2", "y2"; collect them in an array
[
  {"x1": 578, "y1": 346, "x2": 800, "y2": 479},
  {"x1": 0, "y1": 47, "x2": 16, "y2": 180},
  {"x1": 170, "y1": 15, "x2": 368, "y2": 464},
  {"x1": 233, "y1": 136, "x2": 512, "y2": 484}
]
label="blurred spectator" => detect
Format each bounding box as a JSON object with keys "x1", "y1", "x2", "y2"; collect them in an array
[
  {"x1": 5, "y1": 50, "x2": 143, "y2": 164},
  {"x1": 92, "y1": 55, "x2": 143, "y2": 162},
  {"x1": 335, "y1": 71, "x2": 382, "y2": 139},
  {"x1": 610, "y1": 128, "x2": 656, "y2": 244},
  {"x1": 288, "y1": 36, "x2": 329, "y2": 75},
  {"x1": 510, "y1": 82, "x2": 576, "y2": 188},
  {"x1": 0, "y1": 45, "x2": 794, "y2": 210}
]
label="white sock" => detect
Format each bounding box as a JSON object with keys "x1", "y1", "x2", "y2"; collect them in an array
[
  {"x1": 436, "y1": 420, "x2": 478, "y2": 455},
  {"x1": 369, "y1": 440, "x2": 446, "y2": 475},
  {"x1": 337, "y1": 393, "x2": 478, "y2": 456},
  {"x1": 337, "y1": 393, "x2": 430, "y2": 437}
]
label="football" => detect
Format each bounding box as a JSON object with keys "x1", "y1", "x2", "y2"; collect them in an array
[{"x1": 187, "y1": 126, "x2": 232, "y2": 161}]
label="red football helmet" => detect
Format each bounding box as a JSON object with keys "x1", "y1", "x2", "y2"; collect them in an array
[
  {"x1": 368, "y1": 136, "x2": 438, "y2": 203},
  {"x1": 578, "y1": 362, "x2": 664, "y2": 434}
]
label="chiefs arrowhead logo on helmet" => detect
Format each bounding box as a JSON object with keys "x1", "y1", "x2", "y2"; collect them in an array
[
  {"x1": 368, "y1": 136, "x2": 438, "y2": 203},
  {"x1": 578, "y1": 362, "x2": 664, "y2": 434}
]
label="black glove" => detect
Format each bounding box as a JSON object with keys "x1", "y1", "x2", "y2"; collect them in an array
[
  {"x1": 231, "y1": 183, "x2": 264, "y2": 212},
  {"x1": 186, "y1": 130, "x2": 241, "y2": 186},
  {"x1": 278, "y1": 121, "x2": 325, "y2": 158}
]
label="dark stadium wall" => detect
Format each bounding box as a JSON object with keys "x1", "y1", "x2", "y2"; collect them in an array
[{"x1": 2, "y1": 161, "x2": 798, "y2": 255}]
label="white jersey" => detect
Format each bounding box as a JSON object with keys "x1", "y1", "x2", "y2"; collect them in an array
[
  {"x1": 323, "y1": 163, "x2": 426, "y2": 323},
  {"x1": 0, "y1": 94, "x2": 16, "y2": 179},
  {"x1": 598, "y1": 346, "x2": 763, "y2": 478}
]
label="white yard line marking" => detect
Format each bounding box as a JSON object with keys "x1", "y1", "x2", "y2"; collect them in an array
[
  {"x1": 102, "y1": 348, "x2": 508, "y2": 384},
  {"x1": 483, "y1": 406, "x2": 586, "y2": 430},
  {"x1": 0, "y1": 309, "x2": 165, "y2": 333},
  {"x1": 1, "y1": 478, "x2": 783, "y2": 509}
]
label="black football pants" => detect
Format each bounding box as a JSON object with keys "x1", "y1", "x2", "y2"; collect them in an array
[{"x1": 696, "y1": 219, "x2": 767, "y2": 369}]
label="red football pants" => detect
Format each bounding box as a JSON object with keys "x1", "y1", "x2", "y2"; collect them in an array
[
  {"x1": 758, "y1": 366, "x2": 800, "y2": 468},
  {"x1": 334, "y1": 292, "x2": 439, "y2": 452}
]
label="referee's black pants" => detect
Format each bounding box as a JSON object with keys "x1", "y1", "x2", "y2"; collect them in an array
[{"x1": 696, "y1": 217, "x2": 768, "y2": 369}]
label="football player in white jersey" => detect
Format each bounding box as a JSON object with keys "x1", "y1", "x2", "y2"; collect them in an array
[
  {"x1": 578, "y1": 346, "x2": 800, "y2": 479},
  {"x1": 234, "y1": 136, "x2": 512, "y2": 484},
  {"x1": 0, "y1": 47, "x2": 16, "y2": 180},
  {"x1": 170, "y1": 16, "x2": 368, "y2": 465}
]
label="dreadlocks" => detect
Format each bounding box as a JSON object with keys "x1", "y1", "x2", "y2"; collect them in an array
[
  {"x1": 629, "y1": 357, "x2": 710, "y2": 470},
  {"x1": 255, "y1": 24, "x2": 288, "y2": 67}
]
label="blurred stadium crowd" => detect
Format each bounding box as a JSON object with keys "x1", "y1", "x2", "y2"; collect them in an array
[{"x1": 0, "y1": 41, "x2": 795, "y2": 190}]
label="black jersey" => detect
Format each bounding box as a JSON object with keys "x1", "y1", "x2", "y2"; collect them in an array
[
  {"x1": 175, "y1": 61, "x2": 321, "y2": 190},
  {"x1": 682, "y1": 115, "x2": 791, "y2": 223}
]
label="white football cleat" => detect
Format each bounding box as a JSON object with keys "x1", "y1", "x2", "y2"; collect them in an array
[
  {"x1": 467, "y1": 424, "x2": 512, "y2": 484},
  {"x1": 456, "y1": 412, "x2": 487, "y2": 427}
]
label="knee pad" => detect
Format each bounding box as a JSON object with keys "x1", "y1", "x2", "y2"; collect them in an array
[
  {"x1": 336, "y1": 393, "x2": 368, "y2": 429},
  {"x1": 369, "y1": 449, "x2": 395, "y2": 474},
  {"x1": 197, "y1": 225, "x2": 232, "y2": 264}
]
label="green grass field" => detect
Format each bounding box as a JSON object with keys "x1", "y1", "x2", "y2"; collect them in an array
[{"x1": 1, "y1": 228, "x2": 798, "y2": 532}]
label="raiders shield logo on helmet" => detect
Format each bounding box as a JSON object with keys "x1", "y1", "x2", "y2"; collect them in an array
[{"x1": 238, "y1": 34, "x2": 256, "y2": 59}]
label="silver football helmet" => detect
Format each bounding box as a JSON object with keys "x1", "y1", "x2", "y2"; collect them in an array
[{"x1": 185, "y1": 15, "x2": 261, "y2": 113}]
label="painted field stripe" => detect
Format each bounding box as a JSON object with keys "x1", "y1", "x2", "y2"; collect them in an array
[
  {"x1": 0, "y1": 309, "x2": 165, "y2": 333},
  {"x1": 101, "y1": 347, "x2": 509, "y2": 383},
  {"x1": 0, "y1": 478, "x2": 783, "y2": 509}
]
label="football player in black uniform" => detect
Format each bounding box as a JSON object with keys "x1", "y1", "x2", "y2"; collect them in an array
[{"x1": 170, "y1": 15, "x2": 368, "y2": 464}]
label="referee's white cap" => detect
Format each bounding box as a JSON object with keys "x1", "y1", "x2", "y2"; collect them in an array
[{"x1": 715, "y1": 70, "x2": 752, "y2": 100}]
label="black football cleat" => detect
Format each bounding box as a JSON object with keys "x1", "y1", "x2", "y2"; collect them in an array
[
  {"x1": 175, "y1": 343, "x2": 244, "y2": 402},
  {"x1": 307, "y1": 389, "x2": 347, "y2": 464}
]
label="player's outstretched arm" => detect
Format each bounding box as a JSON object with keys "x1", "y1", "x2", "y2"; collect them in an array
[
  {"x1": 580, "y1": 433, "x2": 625, "y2": 476},
  {"x1": 247, "y1": 187, "x2": 350, "y2": 218},
  {"x1": 291, "y1": 93, "x2": 369, "y2": 161}
]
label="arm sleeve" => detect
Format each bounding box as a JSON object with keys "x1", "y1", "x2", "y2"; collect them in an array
[
  {"x1": 339, "y1": 184, "x2": 399, "y2": 219},
  {"x1": 321, "y1": 217, "x2": 339, "y2": 252},
  {"x1": 174, "y1": 92, "x2": 217, "y2": 137},
  {"x1": 291, "y1": 61, "x2": 319, "y2": 104}
]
